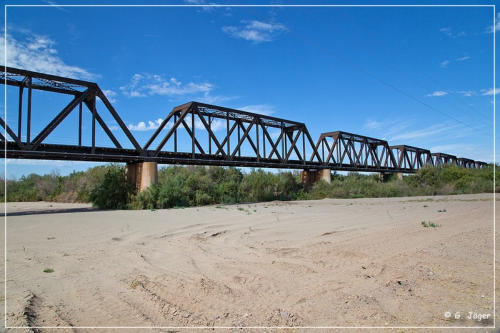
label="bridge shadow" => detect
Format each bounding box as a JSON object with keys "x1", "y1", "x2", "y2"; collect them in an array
[{"x1": 4, "y1": 207, "x2": 99, "y2": 217}]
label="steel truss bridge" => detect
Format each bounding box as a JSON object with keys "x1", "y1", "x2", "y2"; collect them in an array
[{"x1": 0, "y1": 67, "x2": 487, "y2": 173}]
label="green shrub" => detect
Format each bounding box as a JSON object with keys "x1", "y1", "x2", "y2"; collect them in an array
[
  {"x1": 3, "y1": 162, "x2": 496, "y2": 209},
  {"x1": 89, "y1": 165, "x2": 133, "y2": 209}
]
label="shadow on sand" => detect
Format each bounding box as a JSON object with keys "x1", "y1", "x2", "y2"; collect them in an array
[{"x1": 5, "y1": 207, "x2": 99, "y2": 217}]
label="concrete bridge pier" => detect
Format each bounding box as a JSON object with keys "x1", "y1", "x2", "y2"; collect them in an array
[
  {"x1": 301, "y1": 169, "x2": 331, "y2": 184},
  {"x1": 126, "y1": 162, "x2": 158, "y2": 192},
  {"x1": 379, "y1": 172, "x2": 403, "y2": 182}
]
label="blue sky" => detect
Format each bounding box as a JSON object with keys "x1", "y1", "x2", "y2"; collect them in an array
[{"x1": 1, "y1": 1, "x2": 497, "y2": 179}]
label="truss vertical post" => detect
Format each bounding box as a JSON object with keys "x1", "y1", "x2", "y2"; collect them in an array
[
  {"x1": 256, "y1": 120, "x2": 260, "y2": 161},
  {"x1": 174, "y1": 113, "x2": 178, "y2": 153},
  {"x1": 191, "y1": 111, "x2": 195, "y2": 158},
  {"x1": 18, "y1": 85, "x2": 23, "y2": 141},
  {"x1": 302, "y1": 131, "x2": 305, "y2": 165},
  {"x1": 226, "y1": 111, "x2": 230, "y2": 156},
  {"x1": 284, "y1": 127, "x2": 287, "y2": 162},
  {"x1": 78, "y1": 102, "x2": 82, "y2": 146},
  {"x1": 91, "y1": 94, "x2": 96, "y2": 153},
  {"x1": 282, "y1": 127, "x2": 285, "y2": 161},
  {"x1": 322, "y1": 139, "x2": 325, "y2": 163},
  {"x1": 263, "y1": 125, "x2": 266, "y2": 158},
  {"x1": 208, "y1": 115, "x2": 211, "y2": 155},
  {"x1": 27, "y1": 78, "x2": 32, "y2": 143},
  {"x1": 238, "y1": 122, "x2": 241, "y2": 157}
]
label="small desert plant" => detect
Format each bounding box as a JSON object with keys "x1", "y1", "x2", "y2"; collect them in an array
[
  {"x1": 421, "y1": 221, "x2": 440, "y2": 228},
  {"x1": 43, "y1": 268, "x2": 54, "y2": 273}
]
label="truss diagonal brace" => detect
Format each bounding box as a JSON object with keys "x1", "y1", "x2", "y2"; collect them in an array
[
  {"x1": 97, "y1": 88, "x2": 142, "y2": 151},
  {"x1": 0, "y1": 118, "x2": 22, "y2": 147},
  {"x1": 82, "y1": 99, "x2": 122, "y2": 149},
  {"x1": 31, "y1": 89, "x2": 90, "y2": 150}
]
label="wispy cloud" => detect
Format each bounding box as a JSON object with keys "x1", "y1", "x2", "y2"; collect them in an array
[
  {"x1": 429, "y1": 144, "x2": 492, "y2": 162},
  {"x1": 361, "y1": 118, "x2": 486, "y2": 159},
  {"x1": 458, "y1": 90, "x2": 475, "y2": 97},
  {"x1": 389, "y1": 123, "x2": 461, "y2": 142},
  {"x1": 199, "y1": 92, "x2": 239, "y2": 105},
  {"x1": 440, "y1": 60, "x2": 450, "y2": 68},
  {"x1": 128, "y1": 118, "x2": 164, "y2": 131},
  {"x1": 239, "y1": 104, "x2": 275, "y2": 115},
  {"x1": 183, "y1": 0, "x2": 231, "y2": 14},
  {"x1": 127, "y1": 115, "x2": 225, "y2": 132},
  {"x1": 120, "y1": 73, "x2": 213, "y2": 97},
  {"x1": 0, "y1": 32, "x2": 95, "y2": 79},
  {"x1": 360, "y1": 118, "x2": 412, "y2": 141},
  {"x1": 362, "y1": 119, "x2": 383, "y2": 130},
  {"x1": 42, "y1": 0, "x2": 70, "y2": 12},
  {"x1": 429, "y1": 143, "x2": 476, "y2": 153},
  {"x1": 439, "y1": 27, "x2": 466, "y2": 38},
  {"x1": 481, "y1": 88, "x2": 500, "y2": 96},
  {"x1": 441, "y1": 55, "x2": 470, "y2": 68},
  {"x1": 427, "y1": 91, "x2": 448, "y2": 97},
  {"x1": 486, "y1": 12, "x2": 500, "y2": 33},
  {"x1": 222, "y1": 20, "x2": 287, "y2": 43},
  {"x1": 102, "y1": 89, "x2": 118, "y2": 103}
]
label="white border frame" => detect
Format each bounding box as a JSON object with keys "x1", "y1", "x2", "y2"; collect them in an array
[{"x1": 2, "y1": 3, "x2": 496, "y2": 330}]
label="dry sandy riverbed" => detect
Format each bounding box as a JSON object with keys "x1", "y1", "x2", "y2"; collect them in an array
[{"x1": 0, "y1": 193, "x2": 496, "y2": 330}]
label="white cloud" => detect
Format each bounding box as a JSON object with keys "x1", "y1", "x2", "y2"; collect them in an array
[
  {"x1": 481, "y1": 88, "x2": 500, "y2": 96},
  {"x1": 440, "y1": 60, "x2": 450, "y2": 68},
  {"x1": 440, "y1": 27, "x2": 452, "y2": 37},
  {"x1": 199, "y1": 92, "x2": 239, "y2": 105},
  {"x1": 120, "y1": 73, "x2": 213, "y2": 97},
  {"x1": 389, "y1": 123, "x2": 460, "y2": 142},
  {"x1": 457, "y1": 90, "x2": 474, "y2": 97},
  {"x1": 102, "y1": 89, "x2": 118, "y2": 103},
  {"x1": 239, "y1": 104, "x2": 275, "y2": 115},
  {"x1": 128, "y1": 118, "x2": 164, "y2": 131},
  {"x1": 487, "y1": 12, "x2": 500, "y2": 33},
  {"x1": 127, "y1": 115, "x2": 225, "y2": 132},
  {"x1": 362, "y1": 120, "x2": 383, "y2": 130},
  {"x1": 427, "y1": 91, "x2": 448, "y2": 97},
  {"x1": 429, "y1": 143, "x2": 476, "y2": 153},
  {"x1": 222, "y1": 20, "x2": 287, "y2": 43},
  {"x1": 183, "y1": 115, "x2": 225, "y2": 131},
  {"x1": 429, "y1": 144, "x2": 492, "y2": 162},
  {"x1": 441, "y1": 56, "x2": 471, "y2": 68},
  {"x1": 0, "y1": 32, "x2": 95, "y2": 80},
  {"x1": 440, "y1": 27, "x2": 466, "y2": 38}
]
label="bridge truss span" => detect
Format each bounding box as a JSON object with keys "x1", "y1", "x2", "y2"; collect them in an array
[{"x1": 0, "y1": 66, "x2": 487, "y2": 173}]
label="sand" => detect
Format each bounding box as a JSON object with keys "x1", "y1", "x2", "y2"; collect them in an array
[{"x1": 0, "y1": 193, "x2": 496, "y2": 329}]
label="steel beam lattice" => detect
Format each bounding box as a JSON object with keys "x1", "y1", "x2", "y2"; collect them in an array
[{"x1": 0, "y1": 67, "x2": 487, "y2": 173}]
